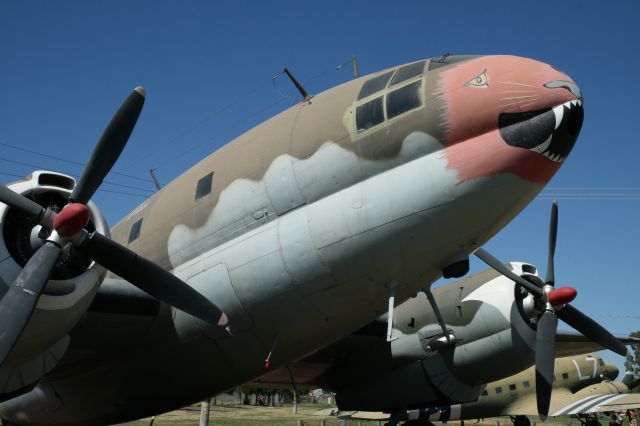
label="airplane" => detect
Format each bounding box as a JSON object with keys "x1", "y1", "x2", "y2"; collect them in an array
[
  {"x1": 0, "y1": 54, "x2": 601, "y2": 425},
  {"x1": 337, "y1": 354, "x2": 640, "y2": 426},
  {"x1": 254, "y1": 263, "x2": 635, "y2": 425}
]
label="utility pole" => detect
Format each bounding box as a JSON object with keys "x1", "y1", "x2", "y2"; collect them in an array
[
  {"x1": 352, "y1": 55, "x2": 359, "y2": 79},
  {"x1": 287, "y1": 364, "x2": 299, "y2": 414}
]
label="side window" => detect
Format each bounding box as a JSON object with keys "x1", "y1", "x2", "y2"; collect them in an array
[
  {"x1": 356, "y1": 97, "x2": 384, "y2": 132},
  {"x1": 495, "y1": 386, "x2": 503, "y2": 394},
  {"x1": 390, "y1": 61, "x2": 425, "y2": 86},
  {"x1": 509, "y1": 384, "x2": 517, "y2": 392},
  {"x1": 562, "y1": 373, "x2": 569, "y2": 380},
  {"x1": 195, "y1": 172, "x2": 214, "y2": 200},
  {"x1": 128, "y1": 218, "x2": 143, "y2": 243},
  {"x1": 386, "y1": 80, "x2": 422, "y2": 120},
  {"x1": 358, "y1": 71, "x2": 394, "y2": 100},
  {"x1": 523, "y1": 381, "x2": 531, "y2": 389},
  {"x1": 481, "y1": 390, "x2": 488, "y2": 397}
]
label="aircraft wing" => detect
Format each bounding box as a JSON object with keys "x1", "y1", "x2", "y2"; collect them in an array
[
  {"x1": 556, "y1": 330, "x2": 640, "y2": 357},
  {"x1": 550, "y1": 393, "x2": 640, "y2": 416}
]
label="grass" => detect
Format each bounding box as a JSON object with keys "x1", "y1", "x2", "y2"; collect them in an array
[
  {"x1": 122, "y1": 405, "x2": 633, "y2": 426},
  {"x1": 123, "y1": 404, "x2": 340, "y2": 425}
]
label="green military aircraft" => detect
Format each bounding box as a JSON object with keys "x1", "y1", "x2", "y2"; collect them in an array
[{"x1": 339, "y1": 353, "x2": 640, "y2": 426}]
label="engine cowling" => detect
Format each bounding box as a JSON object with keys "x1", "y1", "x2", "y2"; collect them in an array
[{"x1": 0, "y1": 171, "x2": 107, "y2": 394}]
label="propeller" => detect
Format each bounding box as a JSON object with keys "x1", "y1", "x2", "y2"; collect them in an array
[
  {"x1": 474, "y1": 201, "x2": 627, "y2": 420},
  {"x1": 0, "y1": 87, "x2": 227, "y2": 367}
]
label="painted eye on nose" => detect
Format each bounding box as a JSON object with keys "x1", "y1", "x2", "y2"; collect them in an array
[{"x1": 465, "y1": 69, "x2": 489, "y2": 88}]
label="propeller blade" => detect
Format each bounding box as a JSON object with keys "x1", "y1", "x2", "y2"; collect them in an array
[
  {"x1": 535, "y1": 310, "x2": 558, "y2": 420},
  {"x1": 545, "y1": 201, "x2": 558, "y2": 286},
  {"x1": 474, "y1": 248, "x2": 543, "y2": 295},
  {"x1": 69, "y1": 87, "x2": 146, "y2": 204},
  {"x1": 0, "y1": 184, "x2": 44, "y2": 219},
  {"x1": 557, "y1": 304, "x2": 628, "y2": 356},
  {"x1": 78, "y1": 232, "x2": 228, "y2": 327},
  {"x1": 0, "y1": 242, "x2": 61, "y2": 365}
]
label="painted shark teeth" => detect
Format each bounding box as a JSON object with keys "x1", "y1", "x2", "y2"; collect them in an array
[
  {"x1": 531, "y1": 135, "x2": 552, "y2": 154},
  {"x1": 541, "y1": 152, "x2": 564, "y2": 163},
  {"x1": 552, "y1": 104, "x2": 564, "y2": 130},
  {"x1": 536, "y1": 98, "x2": 582, "y2": 162}
]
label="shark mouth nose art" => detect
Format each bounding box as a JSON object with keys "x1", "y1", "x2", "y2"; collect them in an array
[{"x1": 498, "y1": 99, "x2": 584, "y2": 163}]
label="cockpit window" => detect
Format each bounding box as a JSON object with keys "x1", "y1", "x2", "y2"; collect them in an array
[
  {"x1": 390, "y1": 61, "x2": 425, "y2": 86},
  {"x1": 358, "y1": 71, "x2": 394, "y2": 100},
  {"x1": 386, "y1": 80, "x2": 422, "y2": 119},
  {"x1": 356, "y1": 96, "x2": 384, "y2": 132}
]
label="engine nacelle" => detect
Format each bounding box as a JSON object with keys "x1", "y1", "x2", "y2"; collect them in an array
[{"x1": 0, "y1": 171, "x2": 107, "y2": 394}]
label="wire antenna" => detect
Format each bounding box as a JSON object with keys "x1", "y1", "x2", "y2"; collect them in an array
[{"x1": 149, "y1": 168, "x2": 162, "y2": 191}]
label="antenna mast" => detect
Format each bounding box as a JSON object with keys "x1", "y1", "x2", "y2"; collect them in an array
[{"x1": 283, "y1": 68, "x2": 312, "y2": 103}]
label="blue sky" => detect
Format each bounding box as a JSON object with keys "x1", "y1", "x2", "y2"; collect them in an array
[{"x1": 1, "y1": 2, "x2": 639, "y2": 376}]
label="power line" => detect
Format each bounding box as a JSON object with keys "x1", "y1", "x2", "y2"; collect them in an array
[
  {"x1": 590, "y1": 314, "x2": 640, "y2": 319},
  {"x1": 0, "y1": 171, "x2": 149, "y2": 199},
  {"x1": 145, "y1": 59, "x2": 352, "y2": 172},
  {"x1": 0, "y1": 172, "x2": 26, "y2": 180},
  {"x1": 0, "y1": 157, "x2": 154, "y2": 194},
  {"x1": 98, "y1": 189, "x2": 149, "y2": 198},
  {"x1": 0, "y1": 140, "x2": 154, "y2": 184},
  {"x1": 119, "y1": 82, "x2": 273, "y2": 172},
  {"x1": 156, "y1": 96, "x2": 290, "y2": 169}
]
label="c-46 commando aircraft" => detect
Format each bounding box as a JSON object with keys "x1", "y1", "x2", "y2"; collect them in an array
[{"x1": 0, "y1": 55, "x2": 592, "y2": 425}]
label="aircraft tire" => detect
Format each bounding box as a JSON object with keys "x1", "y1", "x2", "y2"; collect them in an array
[{"x1": 514, "y1": 415, "x2": 531, "y2": 426}]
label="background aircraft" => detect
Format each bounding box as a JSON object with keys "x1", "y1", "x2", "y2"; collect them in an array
[
  {"x1": 0, "y1": 54, "x2": 592, "y2": 425},
  {"x1": 340, "y1": 353, "x2": 640, "y2": 426}
]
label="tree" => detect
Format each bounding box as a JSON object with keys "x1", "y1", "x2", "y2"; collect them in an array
[{"x1": 624, "y1": 331, "x2": 640, "y2": 392}]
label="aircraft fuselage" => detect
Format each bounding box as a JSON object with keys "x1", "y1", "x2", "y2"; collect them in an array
[{"x1": 0, "y1": 55, "x2": 584, "y2": 425}]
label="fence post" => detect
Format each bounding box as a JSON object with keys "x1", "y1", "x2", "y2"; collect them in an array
[{"x1": 199, "y1": 398, "x2": 211, "y2": 426}]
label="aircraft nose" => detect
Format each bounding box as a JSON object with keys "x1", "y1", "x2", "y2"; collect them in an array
[{"x1": 438, "y1": 55, "x2": 585, "y2": 184}]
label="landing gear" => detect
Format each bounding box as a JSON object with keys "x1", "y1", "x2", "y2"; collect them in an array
[
  {"x1": 576, "y1": 414, "x2": 602, "y2": 426},
  {"x1": 513, "y1": 415, "x2": 531, "y2": 426}
]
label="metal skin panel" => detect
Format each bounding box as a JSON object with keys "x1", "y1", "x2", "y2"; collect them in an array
[
  {"x1": 263, "y1": 154, "x2": 306, "y2": 215},
  {"x1": 174, "y1": 263, "x2": 252, "y2": 340},
  {"x1": 0, "y1": 55, "x2": 585, "y2": 425},
  {"x1": 277, "y1": 205, "x2": 336, "y2": 297},
  {"x1": 0, "y1": 336, "x2": 69, "y2": 395}
]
